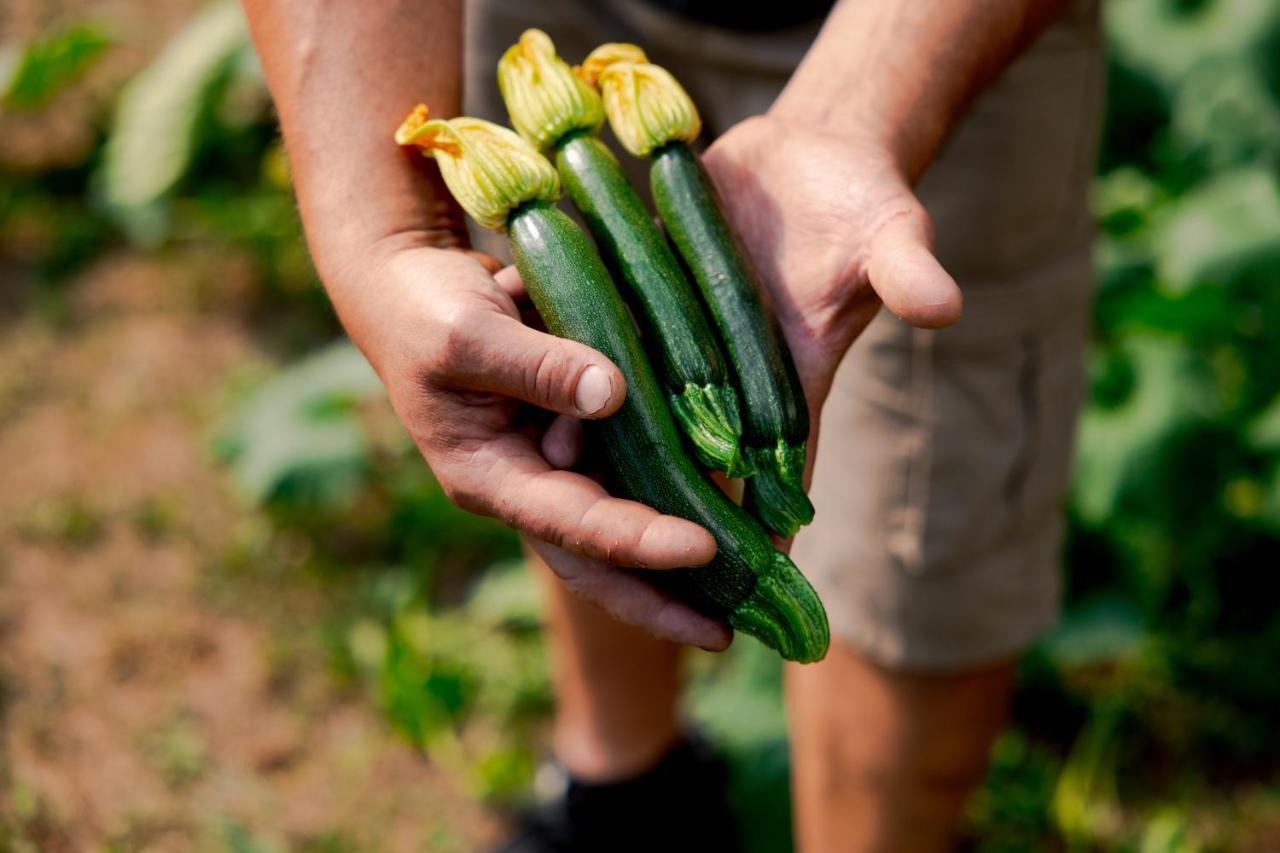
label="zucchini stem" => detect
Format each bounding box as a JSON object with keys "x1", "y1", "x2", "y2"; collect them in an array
[
  {"x1": 669, "y1": 382, "x2": 750, "y2": 477},
  {"x1": 729, "y1": 551, "x2": 829, "y2": 663},
  {"x1": 745, "y1": 440, "x2": 815, "y2": 539}
]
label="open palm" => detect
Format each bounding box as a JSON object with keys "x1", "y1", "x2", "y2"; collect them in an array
[{"x1": 702, "y1": 115, "x2": 963, "y2": 418}]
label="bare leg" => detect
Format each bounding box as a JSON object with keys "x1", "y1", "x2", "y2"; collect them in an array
[
  {"x1": 787, "y1": 641, "x2": 1015, "y2": 852},
  {"x1": 530, "y1": 548, "x2": 684, "y2": 782}
]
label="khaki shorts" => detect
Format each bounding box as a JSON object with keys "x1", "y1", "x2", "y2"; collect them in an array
[{"x1": 466, "y1": 0, "x2": 1103, "y2": 671}]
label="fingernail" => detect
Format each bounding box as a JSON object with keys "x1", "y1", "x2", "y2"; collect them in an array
[{"x1": 575, "y1": 365, "x2": 612, "y2": 415}]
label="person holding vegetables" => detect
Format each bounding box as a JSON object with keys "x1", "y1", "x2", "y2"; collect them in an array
[{"x1": 243, "y1": 0, "x2": 1100, "y2": 849}]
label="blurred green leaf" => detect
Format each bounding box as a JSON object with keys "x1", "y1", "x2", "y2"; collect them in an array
[
  {"x1": 1073, "y1": 336, "x2": 1214, "y2": 524},
  {"x1": 0, "y1": 24, "x2": 111, "y2": 110},
  {"x1": 1053, "y1": 703, "x2": 1126, "y2": 846},
  {"x1": 471, "y1": 745, "x2": 536, "y2": 804},
  {"x1": 1108, "y1": 0, "x2": 1279, "y2": 88},
  {"x1": 1246, "y1": 395, "x2": 1280, "y2": 451},
  {"x1": 688, "y1": 641, "x2": 786, "y2": 750},
  {"x1": 1153, "y1": 168, "x2": 1280, "y2": 292},
  {"x1": 969, "y1": 733, "x2": 1061, "y2": 853},
  {"x1": 1094, "y1": 167, "x2": 1167, "y2": 238},
  {"x1": 464, "y1": 559, "x2": 541, "y2": 631},
  {"x1": 101, "y1": 0, "x2": 250, "y2": 237},
  {"x1": 1097, "y1": 53, "x2": 1172, "y2": 175},
  {"x1": 1138, "y1": 808, "x2": 1200, "y2": 853},
  {"x1": 1040, "y1": 597, "x2": 1148, "y2": 671},
  {"x1": 217, "y1": 341, "x2": 383, "y2": 507},
  {"x1": 1171, "y1": 58, "x2": 1280, "y2": 170}
]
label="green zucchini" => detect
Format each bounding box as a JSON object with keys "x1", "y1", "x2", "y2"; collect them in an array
[
  {"x1": 650, "y1": 143, "x2": 815, "y2": 537},
  {"x1": 510, "y1": 201, "x2": 826, "y2": 661},
  {"x1": 396, "y1": 109, "x2": 829, "y2": 662},
  {"x1": 583, "y1": 45, "x2": 815, "y2": 537},
  {"x1": 555, "y1": 132, "x2": 746, "y2": 475},
  {"x1": 498, "y1": 29, "x2": 746, "y2": 476}
]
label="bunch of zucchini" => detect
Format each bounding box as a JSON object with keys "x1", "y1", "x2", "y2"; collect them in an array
[
  {"x1": 393, "y1": 31, "x2": 828, "y2": 662},
  {"x1": 577, "y1": 40, "x2": 816, "y2": 539}
]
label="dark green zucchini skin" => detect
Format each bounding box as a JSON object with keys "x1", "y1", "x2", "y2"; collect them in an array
[
  {"x1": 649, "y1": 142, "x2": 815, "y2": 538},
  {"x1": 507, "y1": 201, "x2": 827, "y2": 662},
  {"x1": 554, "y1": 132, "x2": 747, "y2": 477}
]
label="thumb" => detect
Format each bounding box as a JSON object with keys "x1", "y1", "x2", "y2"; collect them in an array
[
  {"x1": 866, "y1": 211, "x2": 963, "y2": 329},
  {"x1": 446, "y1": 310, "x2": 627, "y2": 419}
]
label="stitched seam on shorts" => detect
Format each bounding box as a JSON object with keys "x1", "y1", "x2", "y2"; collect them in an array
[
  {"x1": 1004, "y1": 335, "x2": 1041, "y2": 504},
  {"x1": 890, "y1": 326, "x2": 933, "y2": 571}
]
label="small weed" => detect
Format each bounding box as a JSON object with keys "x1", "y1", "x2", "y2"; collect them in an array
[
  {"x1": 131, "y1": 495, "x2": 184, "y2": 543},
  {"x1": 141, "y1": 711, "x2": 210, "y2": 787},
  {"x1": 15, "y1": 496, "x2": 103, "y2": 549}
]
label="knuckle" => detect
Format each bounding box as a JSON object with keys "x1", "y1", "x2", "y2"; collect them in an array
[
  {"x1": 525, "y1": 346, "x2": 575, "y2": 409},
  {"x1": 427, "y1": 305, "x2": 483, "y2": 380},
  {"x1": 573, "y1": 501, "x2": 624, "y2": 564}
]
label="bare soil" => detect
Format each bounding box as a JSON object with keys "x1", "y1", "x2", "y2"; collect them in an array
[{"x1": 0, "y1": 251, "x2": 498, "y2": 851}]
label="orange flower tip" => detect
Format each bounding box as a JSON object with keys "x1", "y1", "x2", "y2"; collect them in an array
[
  {"x1": 517, "y1": 28, "x2": 545, "y2": 60},
  {"x1": 394, "y1": 104, "x2": 431, "y2": 147},
  {"x1": 578, "y1": 43, "x2": 650, "y2": 87}
]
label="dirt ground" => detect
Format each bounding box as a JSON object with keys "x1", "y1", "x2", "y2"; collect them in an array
[{"x1": 0, "y1": 251, "x2": 499, "y2": 851}]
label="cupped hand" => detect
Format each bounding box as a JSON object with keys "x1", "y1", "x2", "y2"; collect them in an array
[
  {"x1": 702, "y1": 114, "x2": 963, "y2": 415},
  {"x1": 328, "y1": 233, "x2": 729, "y2": 649}
]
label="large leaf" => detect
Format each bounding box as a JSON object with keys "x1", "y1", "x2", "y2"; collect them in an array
[
  {"x1": 100, "y1": 1, "x2": 250, "y2": 225},
  {"x1": 217, "y1": 341, "x2": 384, "y2": 507},
  {"x1": 0, "y1": 24, "x2": 112, "y2": 110},
  {"x1": 1073, "y1": 336, "x2": 1215, "y2": 525},
  {"x1": 1108, "y1": 0, "x2": 1278, "y2": 88},
  {"x1": 1171, "y1": 58, "x2": 1280, "y2": 170},
  {"x1": 1151, "y1": 168, "x2": 1280, "y2": 292}
]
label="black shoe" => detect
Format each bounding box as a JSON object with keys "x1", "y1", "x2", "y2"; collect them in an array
[{"x1": 494, "y1": 734, "x2": 740, "y2": 853}]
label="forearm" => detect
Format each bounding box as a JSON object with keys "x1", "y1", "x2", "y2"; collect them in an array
[
  {"x1": 242, "y1": 0, "x2": 466, "y2": 285},
  {"x1": 771, "y1": 0, "x2": 1069, "y2": 180}
]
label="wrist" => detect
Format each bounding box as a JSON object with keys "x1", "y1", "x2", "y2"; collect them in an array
[
  {"x1": 753, "y1": 107, "x2": 913, "y2": 187},
  {"x1": 297, "y1": 154, "x2": 470, "y2": 284},
  {"x1": 319, "y1": 238, "x2": 493, "y2": 386},
  {"x1": 766, "y1": 94, "x2": 937, "y2": 185}
]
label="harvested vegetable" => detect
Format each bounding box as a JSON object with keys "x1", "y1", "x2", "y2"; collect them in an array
[
  {"x1": 396, "y1": 107, "x2": 828, "y2": 662},
  {"x1": 581, "y1": 45, "x2": 816, "y2": 538},
  {"x1": 498, "y1": 30, "x2": 747, "y2": 476}
]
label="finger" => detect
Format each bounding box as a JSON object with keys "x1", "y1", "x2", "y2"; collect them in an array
[
  {"x1": 526, "y1": 539, "x2": 733, "y2": 651},
  {"x1": 867, "y1": 213, "x2": 963, "y2": 329},
  {"x1": 455, "y1": 435, "x2": 717, "y2": 570},
  {"x1": 541, "y1": 414, "x2": 584, "y2": 470},
  {"x1": 440, "y1": 311, "x2": 627, "y2": 419},
  {"x1": 493, "y1": 264, "x2": 527, "y2": 303}
]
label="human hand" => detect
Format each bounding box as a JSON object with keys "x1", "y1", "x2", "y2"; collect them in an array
[
  {"x1": 702, "y1": 114, "x2": 963, "y2": 416},
  {"x1": 328, "y1": 234, "x2": 729, "y2": 649}
]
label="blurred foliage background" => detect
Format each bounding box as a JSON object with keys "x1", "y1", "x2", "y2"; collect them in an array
[{"x1": 2, "y1": 0, "x2": 1280, "y2": 849}]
